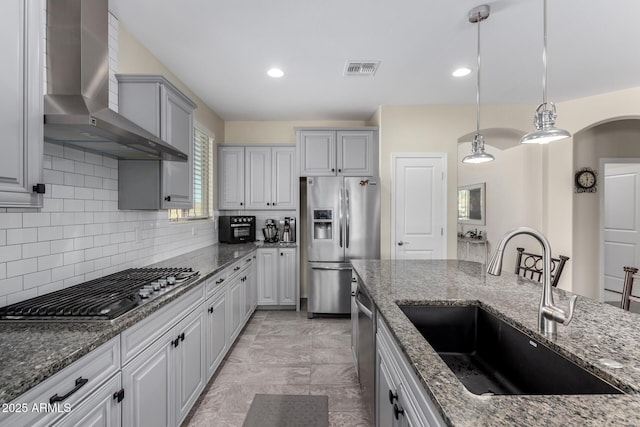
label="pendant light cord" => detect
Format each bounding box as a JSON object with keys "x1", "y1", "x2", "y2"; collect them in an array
[
  {"x1": 542, "y1": 0, "x2": 547, "y2": 104},
  {"x1": 476, "y1": 11, "x2": 481, "y2": 135}
]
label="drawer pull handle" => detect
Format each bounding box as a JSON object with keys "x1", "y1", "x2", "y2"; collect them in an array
[
  {"x1": 393, "y1": 403, "x2": 404, "y2": 420},
  {"x1": 50, "y1": 377, "x2": 88, "y2": 404},
  {"x1": 215, "y1": 278, "x2": 225, "y2": 284},
  {"x1": 233, "y1": 266, "x2": 240, "y2": 272}
]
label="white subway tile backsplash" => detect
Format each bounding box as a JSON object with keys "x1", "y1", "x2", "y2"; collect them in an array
[
  {"x1": 22, "y1": 242, "x2": 50, "y2": 259},
  {"x1": 43, "y1": 169, "x2": 64, "y2": 185},
  {"x1": 51, "y1": 184, "x2": 75, "y2": 199},
  {"x1": 0, "y1": 246, "x2": 22, "y2": 263},
  {"x1": 0, "y1": 213, "x2": 23, "y2": 229},
  {"x1": 7, "y1": 228, "x2": 37, "y2": 245},
  {"x1": 64, "y1": 172, "x2": 85, "y2": 187},
  {"x1": 52, "y1": 157, "x2": 75, "y2": 173},
  {"x1": 38, "y1": 226, "x2": 63, "y2": 241},
  {"x1": 23, "y1": 213, "x2": 51, "y2": 228},
  {"x1": 63, "y1": 250, "x2": 84, "y2": 266},
  {"x1": 23, "y1": 270, "x2": 51, "y2": 290},
  {"x1": 50, "y1": 238, "x2": 74, "y2": 254},
  {"x1": 51, "y1": 265, "x2": 74, "y2": 282},
  {"x1": 38, "y1": 253, "x2": 64, "y2": 271},
  {"x1": 0, "y1": 143, "x2": 216, "y2": 305},
  {"x1": 7, "y1": 258, "x2": 38, "y2": 277}
]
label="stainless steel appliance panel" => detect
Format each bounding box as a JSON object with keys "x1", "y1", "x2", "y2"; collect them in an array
[
  {"x1": 344, "y1": 177, "x2": 380, "y2": 260},
  {"x1": 308, "y1": 262, "x2": 352, "y2": 316},
  {"x1": 307, "y1": 177, "x2": 343, "y2": 262},
  {"x1": 355, "y1": 284, "x2": 375, "y2": 423}
]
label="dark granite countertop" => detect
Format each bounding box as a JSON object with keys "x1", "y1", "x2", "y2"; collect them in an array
[
  {"x1": 254, "y1": 241, "x2": 298, "y2": 248},
  {"x1": 350, "y1": 259, "x2": 640, "y2": 427},
  {"x1": 0, "y1": 243, "x2": 257, "y2": 405}
]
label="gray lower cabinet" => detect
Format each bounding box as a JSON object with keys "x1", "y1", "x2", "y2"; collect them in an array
[
  {"x1": 376, "y1": 317, "x2": 445, "y2": 427},
  {"x1": 205, "y1": 287, "x2": 228, "y2": 380},
  {"x1": 121, "y1": 304, "x2": 205, "y2": 427},
  {"x1": 52, "y1": 375, "x2": 122, "y2": 427},
  {"x1": 257, "y1": 248, "x2": 297, "y2": 306},
  {"x1": 116, "y1": 74, "x2": 197, "y2": 210},
  {"x1": 0, "y1": 0, "x2": 43, "y2": 208},
  {"x1": 228, "y1": 274, "x2": 245, "y2": 343}
]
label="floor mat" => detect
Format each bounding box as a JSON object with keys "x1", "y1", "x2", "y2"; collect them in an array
[{"x1": 242, "y1": 394, "x2": 329, "y2": 427}]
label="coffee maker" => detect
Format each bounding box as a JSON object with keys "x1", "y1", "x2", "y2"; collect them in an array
[
  {"x1": 263, "y1": 219, "x2": 279, "y2": 243},
  {"x1": 280, "y1": 217, "x2": 296, "y2": 243}
]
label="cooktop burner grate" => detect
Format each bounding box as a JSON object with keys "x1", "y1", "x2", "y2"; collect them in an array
[{"x1": 0, "y1": 267, "x2": 199, "y2": 321}]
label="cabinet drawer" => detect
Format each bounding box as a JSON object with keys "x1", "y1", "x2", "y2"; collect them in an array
[
  {"x1": 0, "y1": 337, "x2": 120, "y2": 427},
  {"x1": 205, "y1": 270, "x2": 227, "y2": 299},
  {"x1": 121, "y1": 283, "x2": 204, "y2": 364}
]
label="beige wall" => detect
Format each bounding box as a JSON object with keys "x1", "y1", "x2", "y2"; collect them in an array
[
  {"x1": 117, "y1": 26, "x2": 225, "y2": 142},
  {"x1": 224, "y1": 120, "x2": 368, "y2": 144},
  {"x1": 379, "y1": 104, "x2": 533, "y2": 259}
]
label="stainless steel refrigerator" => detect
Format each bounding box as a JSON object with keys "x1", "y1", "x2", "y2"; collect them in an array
[{"x1": 306, "y1": 176, "x2": 380, "y2": 318}]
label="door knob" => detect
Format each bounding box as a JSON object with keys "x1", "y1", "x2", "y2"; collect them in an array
[{"x1": 398, "y1": 241, "x2": 409, "y2": 246}]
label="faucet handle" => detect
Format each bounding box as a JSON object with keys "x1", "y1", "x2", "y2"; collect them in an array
[{"x1": 562, "y1": 295, "x2": 578, "y2": 325}]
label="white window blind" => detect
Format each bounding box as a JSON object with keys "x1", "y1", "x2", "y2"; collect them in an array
[{"x1": 169, "y1": 127, "x2": 213, "y2": 220}]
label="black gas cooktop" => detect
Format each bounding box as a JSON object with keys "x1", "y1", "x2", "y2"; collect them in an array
[{"x1": 0, "y1": 267, "x2": 199, "y2": 322}]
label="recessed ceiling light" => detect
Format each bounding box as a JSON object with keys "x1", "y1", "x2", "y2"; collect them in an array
[
  {"x1": 267, "y1": 68, "x2": 284, "y2": 78},
  {"x1": 452, "y1": 68, "x2": 471, "y2": 77}
]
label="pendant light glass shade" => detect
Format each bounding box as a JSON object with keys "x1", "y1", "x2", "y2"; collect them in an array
[
  {"x1": 462, "y1": 5, "x2": 494, "y2": 164},
  {"x1": 521, "y1": 0, "x2": 571, "y2": 144}
]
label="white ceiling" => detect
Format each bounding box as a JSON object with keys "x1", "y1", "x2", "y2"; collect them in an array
[{"x1": 109, "y1": 0, "x2": 640, "y2": 121}]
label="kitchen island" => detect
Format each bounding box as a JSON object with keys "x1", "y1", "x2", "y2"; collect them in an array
[
  {"x1": 351, "y1": 259, "x2": 640, "y2": 426},
  {"x1": 0, "y1": 242, "x2": 257, "y2": 406}
]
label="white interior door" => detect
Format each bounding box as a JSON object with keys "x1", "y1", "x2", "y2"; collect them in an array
[
  {"x1": 392, "y1": 153, "x2": 446, "y2": 259},
  {"x1": 603, "y1": 164, "x2": 640, "y2": 302}
]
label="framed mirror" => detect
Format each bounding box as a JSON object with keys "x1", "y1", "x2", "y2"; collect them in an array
[{"x1": 458, "y1": 183, "x2": 485, "y2": 225}]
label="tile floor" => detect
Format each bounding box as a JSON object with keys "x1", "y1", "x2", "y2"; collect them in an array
[{"x1": 183, "y1": 307, "x2": 373, "y2": 427}]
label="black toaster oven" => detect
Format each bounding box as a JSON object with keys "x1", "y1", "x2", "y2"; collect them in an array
[{"x1": 218, "y1": 216, "x2": 256, "y2": 243}]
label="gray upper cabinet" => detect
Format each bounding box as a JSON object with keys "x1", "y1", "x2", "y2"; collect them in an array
[
  {"x1": 117, "y1": 75, "x2": 197, "y2": 210},
  {"x1": 0, "y1": 0, "x2": 43, "y2": 208},
  {"x1": 219, "y1": 145, "x2": 296, "y2": 210},
  {"x1": 297, "y1": 128, "x2": 378, "y2": 177}
]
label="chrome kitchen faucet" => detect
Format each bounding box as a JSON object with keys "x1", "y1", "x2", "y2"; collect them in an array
[{"x1": 487, "y1": 227, "x2": 577, "y2": 338}]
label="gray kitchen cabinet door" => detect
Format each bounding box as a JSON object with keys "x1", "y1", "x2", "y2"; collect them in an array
[
  {"x1": 117, "y1": 75, "x2": 196, "y2": 210},
  {"x1": 257, "y1": 248, "x2": 278, "y2": 305},
  {"x1": 0, "y1": 0, "x2": 43, "y2": 208},
  {"x1": 122, "y1": 333, "x2": 174, "y2": 427},
  {"x1": 244, "y1": 256, "x2": 256, "y2": 317},
  {"x1": 376, "y1": 346, "x2": 400, "y2": 427},
  {"x1": 299, "y1": 131, "x2": 336, "y2": 176},
  {"x1": 205, "y1": 288, "x2": 228, "y2": 380},
  {"x1": 272, "y1": 147, "x2": 297, "y2": 209},
  {"x1": 52, "y1": 374, "x2": 122, "y2": 427},
  {"x1": 228, "y1": 275, "x2": 245, "y2": 342},
  {"x1": 174, "y1": 308, "x2": 206, "y2": 426},
  {"x1": 161, "y1": 86, "x2": 195, "y2": 209},
  {"x1": 337, "y1": 131, "x2": 376, "y2": 176},
  {"x1": 278, "y1": 248, "x2": 297, "y2": 305},
  {"x1": 245, "y1": 146, "x2": 272, "y2": 209},
  {"x1": 218, "y1": 146, "x2": 245, "y2": 209}
]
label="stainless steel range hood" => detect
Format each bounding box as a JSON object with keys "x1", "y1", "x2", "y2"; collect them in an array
[{"x1": 43, "y1": 0, "x2": 187, "y2": 162}]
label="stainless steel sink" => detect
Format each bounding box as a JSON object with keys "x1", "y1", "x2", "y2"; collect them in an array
[{"x1": 398, "y1": 305, "x2": 623, "y2": 395}]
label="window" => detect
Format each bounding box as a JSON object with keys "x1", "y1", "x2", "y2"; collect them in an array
[{"x1": 169, "y1": 126, "x2": 214, "y2": 220}]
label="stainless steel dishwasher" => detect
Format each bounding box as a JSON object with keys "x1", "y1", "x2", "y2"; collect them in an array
[{"x1": 354, "y1": 281, "x2": 375, "y2": 424}]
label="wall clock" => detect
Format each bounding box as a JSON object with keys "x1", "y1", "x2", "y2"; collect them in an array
[{"x1": 575, "y1": 167, "x2": 597, "y2": 193}]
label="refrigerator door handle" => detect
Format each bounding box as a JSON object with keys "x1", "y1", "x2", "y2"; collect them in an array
[
  {"x1": 339, "y1": 187, "x2": 343, "y2": 248},
  {"x1": 346, "y1": 188, "x2": 350, "y2": 248}
]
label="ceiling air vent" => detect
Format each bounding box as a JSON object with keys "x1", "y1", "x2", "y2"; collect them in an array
[{"x1": 344, "y1": 61, "x2": 380, "y2": 76}]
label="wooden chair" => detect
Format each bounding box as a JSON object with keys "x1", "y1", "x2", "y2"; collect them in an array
[
  {"x1": 621, "y1": 267, "x2": 640, "y2": 311},
  {"x1": 514, "y1": 247, "x2": 570, "y2": 288}
]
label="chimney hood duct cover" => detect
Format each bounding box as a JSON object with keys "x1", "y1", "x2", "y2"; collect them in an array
[{"x1": 43, "y1": 0, "x2": 188, "y2": 162}]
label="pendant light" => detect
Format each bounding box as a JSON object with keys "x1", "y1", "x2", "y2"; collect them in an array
[
  {"x1": 462, "y1": 5, "x2": 495, "y2": 164},
  {"x1": 520, "y1": 0, "x2": 571, "y2": 144}
]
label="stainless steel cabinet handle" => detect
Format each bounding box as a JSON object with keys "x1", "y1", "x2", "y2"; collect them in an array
[
  {"x1": 355, "y1": 297, "x2": 372, "y2": 319},
  {"x1": 311, "y1": 266, "x2": 352, "y2": 271},
  {"x1": 345, "y1": 189, "x2": 350, "y2": 248}
]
